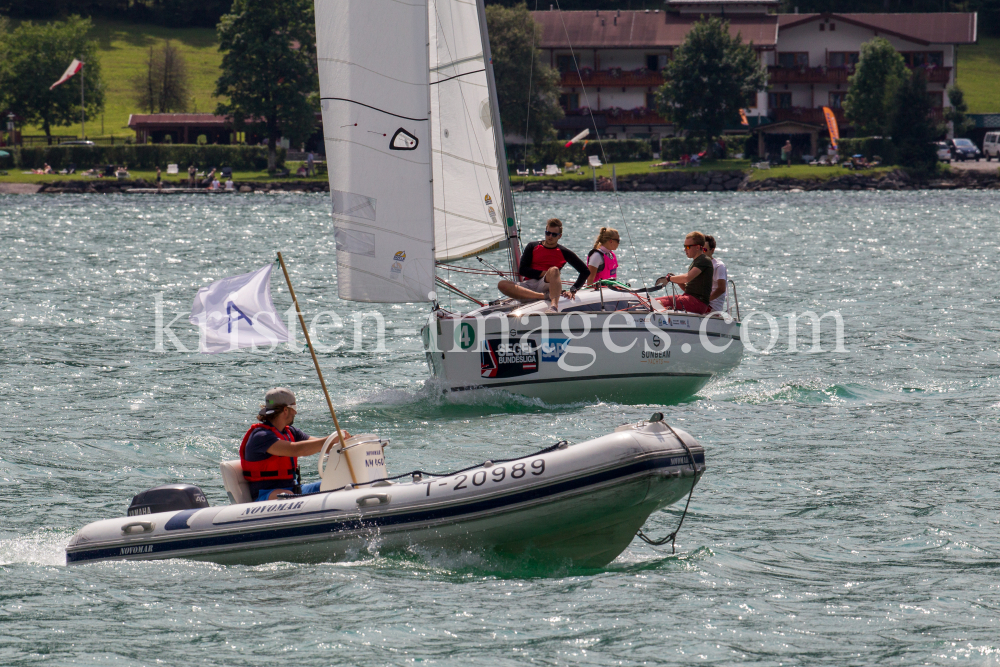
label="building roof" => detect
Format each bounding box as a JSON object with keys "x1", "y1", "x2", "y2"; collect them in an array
[
  {"x1": 127, "y1": 114, "x2": 231, "y2": 128},
  {"x1": 532, "y1": 10, "x2": 779, "y2": 49},
  {"x1": 777, "y1": 13, "x2": 977, "y2": 45}
]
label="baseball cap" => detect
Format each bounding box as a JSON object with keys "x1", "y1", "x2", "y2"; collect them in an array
[{"x1": 258, "y1": 387, "x2": 296, "y2": 417}]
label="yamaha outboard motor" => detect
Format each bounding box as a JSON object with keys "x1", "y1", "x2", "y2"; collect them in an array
[{"x1": 128, "y1": 484, "x2": 210, "y2": 516}]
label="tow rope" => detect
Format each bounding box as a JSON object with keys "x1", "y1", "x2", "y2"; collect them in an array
[{"x1": 636, "y1": 421, "x2": 700, "y2": 554}]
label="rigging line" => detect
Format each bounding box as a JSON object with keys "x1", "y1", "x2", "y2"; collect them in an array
[
  {"x1": 553, "y1": 0, "x2": 650, "y2": 298},
  {"x1": 430, "y1": 68, "x2": 486, "y2": 86},
  {"x1": 515, "y1": 0, "x2": 541, "y2": 236}
]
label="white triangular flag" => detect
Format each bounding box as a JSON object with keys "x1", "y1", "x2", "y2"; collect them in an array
[{"x1": 189, "y1": 263, "x2": 290, "y2": 354}]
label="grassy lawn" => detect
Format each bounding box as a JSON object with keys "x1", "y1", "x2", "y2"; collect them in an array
[
  {"x1": 18, "y1": 18, "x2": 224, "y2": 141},
  {"x1": 748, "y1": 164, "x2": 895, "y2": 182},
  {"x1": 509, "y1": 159, "x2": 750, "y2": 182},
  {"x1": 0, "y1": 163, "x2": 326, "y2": 185},
  {"x1": 957, "y1": 37, "x2": 1000, "y2": 114}
]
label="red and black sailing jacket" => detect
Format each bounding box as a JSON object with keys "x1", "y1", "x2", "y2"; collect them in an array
[
  {"x1": 239, "y1": 424, "x2": 297, "y2": 482},
  {"x1": 518, "y1": 241, "x2": 589, "y2": 292}
]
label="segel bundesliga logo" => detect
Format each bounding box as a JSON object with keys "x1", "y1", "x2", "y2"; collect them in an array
[{"x1": 481, "y1": 339, "x2": 538, "y2": 378}]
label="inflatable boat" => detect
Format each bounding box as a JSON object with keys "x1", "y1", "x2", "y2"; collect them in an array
[{"x1": 66, "y1": 416, "x2": 705, "y2": 567}]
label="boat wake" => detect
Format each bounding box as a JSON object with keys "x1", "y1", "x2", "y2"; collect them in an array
[{"x1": 0, "y1": 529, "x2": 72, "y2": 567}]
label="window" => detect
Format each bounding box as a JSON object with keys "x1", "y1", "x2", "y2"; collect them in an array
[
  {"x1": 559, "y1": 93, "x2": 580, "y2": 111},
  {"x1": 646, "y1": 53, "x2": 671, "y2": 70},
  {"x1": 828, "y1": 92, "x2": 847, "y2": 109},
  {"x1": 556, "y1": 55, "x2": 578, "y2": 74},
  {"x1": 828, "y1": 52, "x2": 859, "y2": 68},
  {"x1": 645, "y1": 93, "x2": 657, "y2": 109},
  {"x1": 777, "y1": 52, "x2": 809, "y2": 68},
  {"x1": 768, "y1": 92, "x2": 792, "y2": 109},
  {"x1": 901, "y1": 51, "x2": 945, "y2": 67},
  {"x1": 747, "y1": 92, "x2": 758, "y2": 109}
]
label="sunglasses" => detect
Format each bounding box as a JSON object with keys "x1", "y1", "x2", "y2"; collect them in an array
[
  {"x1": 684, "y1": 243, "x2": 701, "y2": 249},
  {"x1": 545, "y1": 230, "x2": 561, "y2": 237}
]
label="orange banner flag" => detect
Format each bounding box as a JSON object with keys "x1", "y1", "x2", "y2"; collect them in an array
[
  {"x1": 822, "y1": 107, "x2": 840, "y2": 149},
  {"x1": 739, "y1": 109, "x2": 749, "y2": 126}
]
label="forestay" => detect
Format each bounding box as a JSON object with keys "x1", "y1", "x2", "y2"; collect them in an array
[
  {"x1": 316, "y1": 0, "x2": 436, "y2": 302},
  {"x1": 429, "y1": 0, "x2": 509, "y2": 261}
]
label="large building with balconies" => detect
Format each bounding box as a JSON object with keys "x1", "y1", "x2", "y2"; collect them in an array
[{"x1": 532, "y1": 1, "x2": 977, "y2": 151}]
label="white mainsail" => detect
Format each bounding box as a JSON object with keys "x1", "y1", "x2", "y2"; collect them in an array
[
  {"x1": 316, "y1": 0, "x2": 436, "y2": 303},
  {"x1": 428, "y1": 0, "x2": 510, "y2": 262}
]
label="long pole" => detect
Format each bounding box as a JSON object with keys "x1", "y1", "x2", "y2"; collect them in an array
[
  {"x1": 276, "y1": 251, "x2": 357, "y2": 484},
  {"x1": 80, "y1": 62, "x2": 85, "y2": 139}
]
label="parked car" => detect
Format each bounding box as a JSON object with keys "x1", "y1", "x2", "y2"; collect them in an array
[
  {"x1": 947, "y1": 138, "x2": 981, "y2": 161},
  {"x1": 58, "y1": 140, "x2": 95, "y2": 146},
  {"x1": 984, "y1": 132, "x2": 1000, "y2": 161},
  {"x1": 933, "y1": 141, "x2": 951, "y2": 162}
]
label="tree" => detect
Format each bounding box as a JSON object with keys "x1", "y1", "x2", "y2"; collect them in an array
[
  {"x1": 133, "y1": 41, "x2": 190, "y2": 114},
  {"x1": 655, "y1": 17, "x2": 766, "y2": 149},
  {"x1": 486, "y1": 3, "x2": 563, "y2": 143},
  {"x1": 3, "y1": 17, "x2": 105, "y2": 144},
  {"x1": 888, "y1": 68, "x2": 940, "y2": 173},
  {"x1": 214, "y1": 0, "x2": 318, "y2": 172},
  {"x1": 945, "y1": 85, "x2": 972, "y2": 136},
  {"x1": 843, "y1": 37, "x2": 907, "y2": 137}
]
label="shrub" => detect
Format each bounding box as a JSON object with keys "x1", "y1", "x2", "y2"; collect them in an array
[
  {"x1": 14, "y1": 145, "x2": 285, "y2": 171},
  {"x1": 837, "y1": 137, "x2": 898, "y2": 165}
]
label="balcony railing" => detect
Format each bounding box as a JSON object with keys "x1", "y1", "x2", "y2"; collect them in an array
[
  {"x1": 767, "y1": 65, "x2": 951, "y2": 85},
  {"x1": 555, "y1": 108, "x2": 671, "y2": 129},
  {"x1": 769, "y1": 106, "x2": 944, "y2": 125},
  {"x1": 560, "y1": 68, "x2": 666, "y2": 88}
]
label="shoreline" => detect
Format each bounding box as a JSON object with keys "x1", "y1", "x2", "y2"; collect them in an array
[{"x1": 3, "y1": 168, "x2": 998, "y2": 195}]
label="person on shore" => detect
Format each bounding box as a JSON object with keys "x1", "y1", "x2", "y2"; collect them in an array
[
  {"x1": 188, "y1": 164, "x2": 197, "y2": 187},
  {"x1": 240, "y1": 388, "x2": 351, "y2": 502},
  {"x1": 497, "y1": 218, "x2": 587, "y2": 312},
  {"x1": 307, "y1": 151, "x2": 315, "y2": 177},
  {"x1": 155, "y1": 166, "x2": 162, "y2": 190},
  {"x1": 209, "y1": 176, "x2": 221, "y2": 191},
  {"x1": 655, "y1": 231, "x2": 713, "y2": 315},
  {"x1": 225, "y1": 176, "x2": 235, "y2": 191},
  {"x1": 586, "y1": 227, "x2": 620, "y2": 286},
  {"x1": 704, "y1": 234, "x2": 728, "y2": 314},
  {"x1": 781, "y1": 140, "x2": 793, "y2": 166}
]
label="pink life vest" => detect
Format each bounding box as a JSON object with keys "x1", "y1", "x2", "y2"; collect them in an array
[{"x1": 589, "y1": 247, "x2": 619, "y2": 281}]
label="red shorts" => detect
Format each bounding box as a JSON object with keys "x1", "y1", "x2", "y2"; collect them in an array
[{"x1": 657, "y1": 294, "x2": 712, "y2": 315}]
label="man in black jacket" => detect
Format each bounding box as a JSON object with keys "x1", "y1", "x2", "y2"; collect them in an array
[{"x1": 497, "y1": 218, "x2": 588, "y2": 311}]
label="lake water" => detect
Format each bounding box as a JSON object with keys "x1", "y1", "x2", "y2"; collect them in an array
[{"x1": 2, "y1": 190, "x2": 999, "y2": 665}]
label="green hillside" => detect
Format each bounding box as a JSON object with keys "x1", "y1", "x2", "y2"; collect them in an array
[
  {"x1": 16, "y1": 19, "x2": 1000, "y2": 142},
  {"x1": 21, "y1": 19, "x2": 224, "y2": 140},
  {"x1": 957, "y1": 37, "x2": 1000, "y2": 113}
]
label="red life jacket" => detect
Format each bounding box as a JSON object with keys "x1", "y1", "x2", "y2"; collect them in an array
[
  {"x1": 239, "y1": 423, "x2": 298, "y2": 482},
  {"x1": 528, "y1": 244, "x2": 567, "y2": 276}
]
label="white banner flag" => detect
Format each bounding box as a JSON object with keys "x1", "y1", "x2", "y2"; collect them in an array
[
  {"x1": 50, "y1": 59, "x2": 84, "y2": 90},
  {"x1": 189, "y1": 263, "x2": 291, "y2": 354}
]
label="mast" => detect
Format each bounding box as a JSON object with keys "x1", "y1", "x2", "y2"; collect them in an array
[{"x1": 474, "y1": 0, "x2": 521, "y2": 277}]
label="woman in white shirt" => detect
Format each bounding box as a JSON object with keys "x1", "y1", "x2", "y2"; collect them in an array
[{"x1": 705, "y1": 234, "x2": 728, "y2": 313}]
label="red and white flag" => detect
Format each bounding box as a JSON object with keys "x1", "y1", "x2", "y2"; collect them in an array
[
  {"x1": 564, "y1": 128, "x2": 590, "y2": 148},
  {"x1": 50, "y1": 60, "x2": 84, "y2": 90}
]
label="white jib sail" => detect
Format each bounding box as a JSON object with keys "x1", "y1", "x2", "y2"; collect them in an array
[
  {"x1": 316, "y1": 0, "x2": 436, "y2": 302},
  {"x1": 429, "y1": 0, "x2": 508, "y2": 262}
]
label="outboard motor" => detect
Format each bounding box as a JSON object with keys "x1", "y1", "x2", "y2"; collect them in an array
[{"x1": 127, "y1": 484, "x2": 209, "y2": 516}]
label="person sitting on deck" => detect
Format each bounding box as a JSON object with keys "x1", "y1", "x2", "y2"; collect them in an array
[
  {"x1": 655, "y1": 231, "x2": 714, "y2": 315},
  {"x1": 586, "y1": 227, "x2": 620, "y2": 286},
  {"x1": 704, "y1": 234, "x2": 728, "y2": 314},
  {"x1": 497, "y1": 218, "x2": 588, "y2": 312},
  {"x1": 240, "y1": 387, "x2": 351, "y2": 502}
]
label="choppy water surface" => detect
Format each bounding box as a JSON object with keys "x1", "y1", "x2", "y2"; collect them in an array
[{"x1": 2, "y1": 190, "x2": 999, "y2": 665}]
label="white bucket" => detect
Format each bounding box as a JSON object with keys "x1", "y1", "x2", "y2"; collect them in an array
[{"x1": 318, "y1": 433, "x2": 389, "y2": 491}]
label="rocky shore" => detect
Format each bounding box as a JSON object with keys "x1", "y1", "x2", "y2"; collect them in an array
[
  {"x1": 34, "y1": 179, "x2": 329, "y2": 194},
  {"x1": 17, "y1": 167, "x2": 1000, "y2": 195}
]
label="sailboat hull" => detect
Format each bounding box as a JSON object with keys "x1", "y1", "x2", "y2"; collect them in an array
[{"x1": 422, "y1": 293, "x2": 743, "y2": 404}]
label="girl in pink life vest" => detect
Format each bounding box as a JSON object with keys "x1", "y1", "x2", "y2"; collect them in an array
[{"x1": 586, "y1": 227, "x2": 621, "y2": 286}]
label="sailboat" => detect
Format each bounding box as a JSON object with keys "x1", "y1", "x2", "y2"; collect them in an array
[{"x1": 316, "y1": 0, "x2": 743, "y2": 404}]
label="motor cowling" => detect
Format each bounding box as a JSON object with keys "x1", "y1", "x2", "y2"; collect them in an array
[{"x1": 127, "y1": 484, "x2": 209, "y2": 516}]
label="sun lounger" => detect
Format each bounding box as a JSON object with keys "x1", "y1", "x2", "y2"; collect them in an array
[
  {"x1": 588, "y1": 155, "x2": 602, "y2": 168},
  {"x1": 167, "y1": 164, "x2": 179, "y2": 175}
]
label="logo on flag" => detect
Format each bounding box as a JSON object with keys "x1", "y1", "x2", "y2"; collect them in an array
[
  {"x1": 189, "y1": 263, "x2": 290, "y2": 354},
  {"x1": 51, "y1": 60, "x2": 84, "y2": 90}
]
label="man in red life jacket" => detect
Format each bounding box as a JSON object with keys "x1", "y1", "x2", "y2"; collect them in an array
[
  {"x1": 240, "y1": 387, "x2": 350, "y2": 501},
  {"x1": 654, "y1": 231, "x2": 714, "y2": 315},
  {"x1": 496, "y1": 218, "x2": 588, "y2": 312}
]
